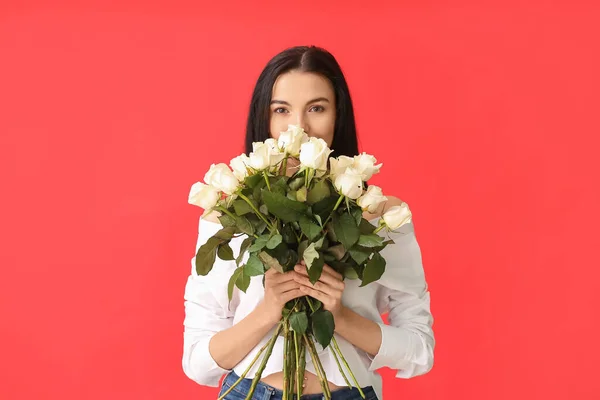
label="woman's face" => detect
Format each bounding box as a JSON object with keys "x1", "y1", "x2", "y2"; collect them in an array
[{"x1": 269, "y1": 70, "x2": 336, "y2": 147}]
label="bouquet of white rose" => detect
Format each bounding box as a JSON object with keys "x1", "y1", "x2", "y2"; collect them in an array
[{"x1": 188, "y1": 125, "x2": 412, "y2": 400}]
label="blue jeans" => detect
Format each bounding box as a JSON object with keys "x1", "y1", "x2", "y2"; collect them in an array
[{"x1": 217, "y1": 370, "x2": 379, "y2": 400}]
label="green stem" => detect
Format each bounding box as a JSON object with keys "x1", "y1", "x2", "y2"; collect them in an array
[
  {"x1": 217, "y1": 330, "x2": 274, "y2": 400},
  {"x1": 282, "y1": 156, "x2": 288, "y2": 176},
  {"x1": 303, "y1": 334, "x2": 331, "y2": 400},
  {"x1": 216, "y1": 206, "x2": 236, "y2": 220},
  {"x1": 330, "y1": 344, "x2": 353, "y2": 389},
  {"x1": 332, "y1": 337, "x2": 365, "y2": 399},
  {"x1": 322, "y1": 194, "x2": 345, "y2": 227},
  {"x1": 287, "y1": 327, "x2": 296, "y2": 395},
  {"x1": 373, "y1": 224, "x2": 385, "y2": 234},
  {"x1": 238, "y1": 192, "x2": 274, "y2": 231},
  {"x1": 294, "y1": 330, "x2": 302, "y2": 398},
  {"x1": 305, "y1": 298, "x2": 364, "y2": 398},
  {"x1": 283, "y1": 323, "x2": 289, "y2": 400},
  {"x1": 263, "y1": 171, "x2": 272, "y2": 191},
  {"x1": 244, "y1": 323, "x2": 284, "y2": 400}
]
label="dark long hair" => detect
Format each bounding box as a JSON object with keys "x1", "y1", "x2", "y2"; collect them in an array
[{"x1": 245, "y1": 46, "x2": 359, "y2": 158}]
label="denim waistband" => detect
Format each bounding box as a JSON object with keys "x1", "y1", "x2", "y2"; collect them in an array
[{"x1": 218, "y1": 369, "x2": 378, "y2": 400}]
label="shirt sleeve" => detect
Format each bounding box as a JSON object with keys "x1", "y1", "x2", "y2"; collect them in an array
[
  {"x1": 367, "y1": 216, "x2": 435, "y2": 378},
  {"x1": 182, "y1": 216, "x2": 238, "y2": 387}
]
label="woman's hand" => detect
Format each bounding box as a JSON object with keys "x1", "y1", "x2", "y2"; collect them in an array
[
  {"x1": 293, "y1": 263, "x2": 346, "y2": 320},
  {"x1": 259, "y1": 268, "x2": 304, "y2": 326}
]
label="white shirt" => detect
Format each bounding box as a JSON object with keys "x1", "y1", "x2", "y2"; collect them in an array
[{"x1": 182, "y1": 213, "x2": 434, "y2": 400}]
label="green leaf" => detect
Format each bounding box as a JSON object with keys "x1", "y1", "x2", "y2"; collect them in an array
[
  {"x1": 307, "y1": 180, "x2": 331, "y2": 204},
  {"x1": 348, "y1": 247, "x2": 371, "y2": 266},
  {"x1": 281, "y1": 223, "x2": 297, "y2": 244},
  {"x1": 244, "y1": 173, "x2": 263, "y2": 189},
  {"x1": 307, "y1": 254, "x2": 325, "y2": 285},
  {"x1": 351, "y1": 207, "x2": 363, "y2": 226},
  {"x1": 311, "y1": 196, "x2": 338, "y2": 221},
  {"x1": 344, "y1": 265, "x2": 359, "y2": 279},
  {"x1": 227, "y1": 267, "x2": 244, "y2": 301},
  {"x1": 248, "y1": 235, "x2": 269, "y2": 252},
  {"x1": 288, "y1": 175, "x2": 304, "y2": 191},
  {"x1": 314, "y1": 214, "x2": 323, "y2": 227},
  {"x1": 357, "y1": 234, "x2": 385, "y2": 248},
  {"x1": 266, "y1": 234, "x2": 283, "y2": 249},
  {"x1": 244, "y1": 254, "x2": 265, "y2": 276},
  {"x1": 359, "y1": 218, "x2": 377, "y2": 234},
  {"x1": 233, "y1": 199, "x2": 255, "y2": 216},
  {"x1": 296, "y1": 186, "x2": 308, "y2": 202},
  {"x1": 360, "y1": 252, "x2": 386, "y2": 287},
  {"x1": 214, "y1": 226, "x2": 236, "y2": 240},
  {"x1": 299, "y1": 215, "x2": 321, "y2": 241},
  {"x1": 236, "y1": 237, "x2": 253, "y2": 266},
  {"x1": 303, "y1": 242, "x2": 319, "y2": 270},
  {"x1": 310, "y1": 299, "x2": 323, "y2": 313},
  {"x1": 218, "y1": 214, "x2": 237, "y2": 228},
  {"x1": 235, "y1": 215, "x2": 254, "y2": 236},
  {"x1": 217, "y1": 242, "x2": 235, "y2": 260},
  {"x1": 258, "y1": 251, "x2": 284, "y2": 273},
  {"x1": 271, "y1": 176, "x2": 288, "y2": 196},
  {"x1": 311, "y1": 310, "x2": 335, "y2": 348},
  {"x1": 333, "y1": 212, "x2": 360, "y2": 250},
  {"x1": 195, "y1": 236, "x2": 221, "y2": 275},
  {"x1": 259, "y1": 204, "x2": 268, "y2": 215},
  {"x1": 297, "y1": 240, "x2": 308, "y2": 260},
  {"x1": 262, "y1": 190, "x2": 308, "y2": 222},
  {"x1": 289, "y1": 311, "x2": 308, "y2": 334},
  {"x1": 236, "y1": 270, "x2": 251, "y2": 293}
]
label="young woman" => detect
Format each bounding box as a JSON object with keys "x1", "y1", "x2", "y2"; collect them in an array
[{"x1": 182, "y1": 46, "x2": 435, "y2": 400}]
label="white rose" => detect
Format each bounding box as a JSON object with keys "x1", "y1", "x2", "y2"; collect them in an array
[
  {"x1": 264, "y1": 138, "x2": 285, "y2": 167},
  {"x1": 203, "y1": 163, "x2": 240, "y2": 195},
  {"x1": 329, "y1": 155, "x2": 354, "y2": 178},
  {"x1": 230, "y1": 154, "x2": 250, "y2": 181},
  {"x1": 249, "y1": 141, "x2": 284, "y2": 171},
  {"x1": 333, "y1": 167, "x2": 363, "y2": 199},
  {"x1": 188, "y1": 182, "x2": 220, "y2": 209},
  {"x1": 299, "y1": 137, "x2": 332, "y2": 175},
  {"x1": 278, "y1": 125, "x2": 309, "y2": 157},
  {"x1": 352, "y1": 153, "x2": 382, "y2": 181},
  {"x1": 248, "y1": 142, "x2": 271, "y2": 170},
  {"x1": 357, "y1": 185, "x2": 388, "y2": 213},
  {"x1": 382, "y1": 203, "x2": 413, "y2": 230}
]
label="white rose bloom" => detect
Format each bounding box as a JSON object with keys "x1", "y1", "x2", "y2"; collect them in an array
[
  {"x1": 264, "y1": 138, "x2": 285, "y2": 167},
  {"x1": 203, "y1": 163, "x2": 240, "y2": 195},
  {"x1": 230, "y1": 154, "x2": 250, "y2": 181},
  {"x1": 278, "y1": 125, "x2": 309, "y2": 157},
  {"x1": 352, "y1": 153, "x2": 382, "y2": 181},
  {"x1": 333, "y1": 167, "x2": 363, "y2": 199},
  {"x1": 329, "y1": 155, "x2": 354, "y2": 178},
  {"x1": 382, "y1": 203, "x2": 413, "y2": 230},
  {"x1": 299, "y1": 137, "x2": 332, "y2": 175},
  {"x1": 357, "y1": 185, "x2": 388, "y2": 213},
  {"x1": 248, "y1": 142, "x2": 271, "y2": 170},
  {"x1": 188, "y1": 182, "x2": 220, "y2": 209}
]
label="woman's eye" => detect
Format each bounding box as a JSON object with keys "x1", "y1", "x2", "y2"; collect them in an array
[
  {"x1": 273, "y1": 108, "x2": 288, "y2": 114},
  {"x1": 310, "y1": 105, "x2": 325, "y2": 112}
]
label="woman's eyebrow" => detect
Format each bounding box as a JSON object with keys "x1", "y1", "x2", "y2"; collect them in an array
[{"x1": 270, "y1": 97, "x2": 331, "y2": 106}]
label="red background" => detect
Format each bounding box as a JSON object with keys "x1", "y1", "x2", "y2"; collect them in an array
[{"x1": 1, "y1": 1, "x2": 599, "y2": 399}]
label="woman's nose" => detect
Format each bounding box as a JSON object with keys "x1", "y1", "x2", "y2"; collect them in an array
[{"x1": 295, "y1": 114, "x2": 310, "y2": 133}]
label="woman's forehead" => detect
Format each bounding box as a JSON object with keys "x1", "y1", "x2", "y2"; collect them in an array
[{"x1": 271, "y1": 71, "x2": 334, "y2": 103}]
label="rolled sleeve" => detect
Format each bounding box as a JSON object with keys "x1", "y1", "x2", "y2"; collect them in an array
[
  {"x1": 368, "y1": 220, "x2": 435, "y2": 377},
  {"x1": 182, "y1": 217, "x2": 237, "y2": 386}
]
